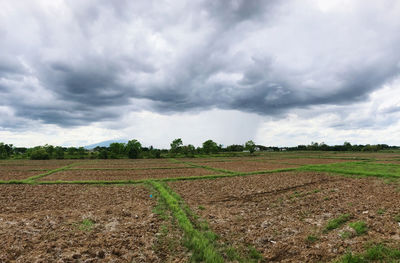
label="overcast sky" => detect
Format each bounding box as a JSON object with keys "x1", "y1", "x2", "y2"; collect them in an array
[{"x1": 1, "y1": 0, "x2": 400, "y2": 148}]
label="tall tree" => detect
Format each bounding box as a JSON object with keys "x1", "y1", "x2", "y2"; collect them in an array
[
  {"x1": 245, "y1": 140, "x2": 256, "y2": 154},
  {"x1": 170, "y1": 138, "x2": 183, "y2": 155},
  {"x1": 202, "y1": 140, "x2": 219, "y2": 154},
  {"x1": 125, "y1": 139, "x2": 142, "y2": 159}
]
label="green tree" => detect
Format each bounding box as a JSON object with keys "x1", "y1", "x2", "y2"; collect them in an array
[
  {"x1": 125, "y1": 139, "x2": 142, "y2": 159},
  {"x1": 182, "y1": 144, "x2": 196, "y2": 157},
  {"x1": 202, "y1": 140, "x2": 219, "y2": 154},
  {"x1": 44, "y1": 144, "x2": 54, "y2": 158},
  {"x1": 30, "y1": 148, "x2": 50, "y2": 160},
  {"x1": 226, "y1": 144, "x2": 244, "y2": 152},
  {"x1": 170, "y1": 138, "x2": 183, "y2": 155},
  {"x1": 109, "y1": 143, "x2": 125, "y2": 158},
  {"x1": 343, "y1": 141, "x2": 352, "y2": 151},
  {"x1": 67, "y1": 147, "x2": 77, "y2": 156},
  {"x1": 245, "y1": 140, "x2": 256, "y2": 154},
  {"x1": 98, "y1": 149, "x2": 108, "y2": 159},
  {"x1": 54, "y1": 146, "x2": 65, "y2": 159},
  {"x1": 0, "y1": 143, "x2": 10, "y2": 159},
  {"x1": 77, "y1": 147, "x2": 86, "y2": 158}
]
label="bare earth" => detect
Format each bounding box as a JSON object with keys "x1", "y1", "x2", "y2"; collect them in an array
[
  {"x1": 73, "y1": 159, "x2": 187, "y2": 169},
  {"x1": 40, "y1": 167, "x2": 217, "y2": 181},
  {"x1": 0, "y1": 185, "x2": 164, "y2": 262},
  {"x1": 266, "y1": 158, "x2": 355, "y2": 165},
  {"x1": 0, "y1": 170, "x2": 43, "y2": 181},
  {"x1": 169, "y1": 172, "x2": 400, "y2": 262},
  {"x1": 195, "y1": 160, "x2": 299, "y2": 172}
]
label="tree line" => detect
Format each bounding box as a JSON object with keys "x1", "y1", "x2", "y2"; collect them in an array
[
  {"x1": 0, "y1": 140, "x2": 397, "y2": 160},
  {"x1": 288, "y1": 142, "x2": 396, "y2": 152},
  {"x1": 0, "y1": 139, "x2": 257, "y2": 160}
]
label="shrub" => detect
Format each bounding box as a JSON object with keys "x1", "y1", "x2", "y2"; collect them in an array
[{"x1": 30, "y1": 148, "x2": 50, "y2": 160}]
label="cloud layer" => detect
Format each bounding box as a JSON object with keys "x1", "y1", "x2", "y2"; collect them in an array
[{"x1": 1, "y1": 0, "x2": 400, "y2": 146}]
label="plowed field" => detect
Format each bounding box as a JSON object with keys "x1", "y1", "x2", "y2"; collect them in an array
[
  {"x1": 73, "y1": 159, "x2": 187, "y2": 169},
  {"x1": 1, "y1": 153, "x2": 399, "y2": 262},
  {"x1": 169, "y1": 172, "x2": 400, "y2": 262},
  {"x1": 0, "y1": 159, "x2": 77, "y2": 167},
  {"x1": 41, "y1": 167, "x2": 217, "y2": 181},
  {"x1": 0, "y1": 170, "x2": 43, "y2": 180},
  {"x1": 0, "y1": 184, "x2": 187, "y2": 262},
  {"x1": 267, "y1": 158, "x2": 356, "y2": 165},
  {"x1": 195, "y1": 160, "x2": 298, "y2": 172}
]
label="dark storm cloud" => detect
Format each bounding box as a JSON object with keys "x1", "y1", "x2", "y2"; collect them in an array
[{"x1": 0, "y1": 0, "x2": 400, "y2": 128}]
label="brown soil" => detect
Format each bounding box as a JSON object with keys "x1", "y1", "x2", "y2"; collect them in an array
[
  {"x1": 74, "y1": 159, "x2": 187, "y2": 169},
  {"x1": 185, "y1": 157, "x2": 269, "y2": 163},
  {"x1": 41, "y1": 167, "x2": 217, "y2": 181},
  {"x1": 0, "y1": 184, "x2": 186, "y2": 262},
  {"x1": 169, "y1": 172, "x2": 400, "y2": 262},
  {"x1": 0, "y1": 170, "x2": 44, "y2": 181},
  {"x1": 0, "y1": 166, "x2": 48, "y2": 171},
  {"x1": 267, "y1": 158, "x2": 355, "y2": 165},
  {"x1": 195, "y1": 161, "x2": 298, "y2": 172},
  {"x1": 182, "y1": 158, "x2": 234, "y2": 163},
  {"x1": 0, "y1": 160, "x2": 77, "y2": 167}
]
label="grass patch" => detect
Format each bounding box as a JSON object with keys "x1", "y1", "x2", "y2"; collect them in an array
[
  {"x1": 149, "y1": 181, "x2": 224, "y2": 263},
  {"x1": 300, "y1": 161, "x2": 400, "y2": 178},
  {"x1": 324, "y1": 214, "x2": 352, "y2": 232},
  {"x1": 248, "y1": 245, "x2": 263, "y2": 261},
  {"x1": 349, "y1": 221, "x2": 368, "y2": 235},
  {"x1": 340, "y1": 231, "x2": 353, "y2": 239},
  {"x1": 377, "y1": 208, "x2": 385, "y2": 215},
  {"x1": 149, "y1": 181, "x2": 264, "y2": 262},
  {"x1": 336, "y1": 243, "x2": 400, "y2": 262},
  {"x1": 306, "y1": 235, "x2": 319, "y2": 243},
  {"x1": 394, "y1": 214, "x2": 400, "y2": 222},
  {"x1": 76, "y1": 218, "x2": 95, "y2": 231},
  {"x1": 150, "y1": 186, "x2": 189, "y2": 261}
]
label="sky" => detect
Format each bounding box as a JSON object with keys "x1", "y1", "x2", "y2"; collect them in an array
[{"x1": 1, "y1": 0, "x2": 400, "y2": 148}]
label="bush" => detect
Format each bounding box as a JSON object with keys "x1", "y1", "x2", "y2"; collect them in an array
[
  {"x1": 30, "y1": 148, "x2": 50, "y2": 160},
  {"x1": 125, "y1": 139, "x2": 142, "y2": 159}
]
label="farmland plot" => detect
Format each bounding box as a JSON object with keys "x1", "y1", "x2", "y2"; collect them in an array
[
  {"x1": 41, "y1": 167, "x2": 218, "y2": 181},
  {"x1": 169, "y1": 171, "x2": 400, "y2": 262},
  {"x1": 194, "y1": 160, "x2": 298, "y2": 173},
  {"x1": 73, "y1": 159, "x2": 188, "y2": 169},
  {"x1": 0, "y1": 160, "x2": 78, "y2": 181},
  {"x1": 1, "y1": 152, "x2": 400, "y2": 262},
  {"x1": 0, "y1": 184, "x2": 188, "y2": 262}
]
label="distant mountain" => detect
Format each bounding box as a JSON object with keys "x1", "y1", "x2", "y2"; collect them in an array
[{"x1": 84, "y1": 139, "x2": 128, "y2": 149}]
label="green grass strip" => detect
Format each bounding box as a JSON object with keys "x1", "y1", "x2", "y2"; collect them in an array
[
  {"x1": 300, "y1": 161, "x2": 400, "y2": 178},
  {"x1": 149, "y1": 181, "x2": 224, "y2": 263},
  {"x1": 0, "y1": 180, "x2": 27, "y2": 184},
  {"x1": 23, "y1": 163, "x2": 83, "y2": 182}
]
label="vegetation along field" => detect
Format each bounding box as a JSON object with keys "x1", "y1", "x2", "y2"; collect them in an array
[{"x1": 1, "y1": 151, "x2": 400, "y2": 262}]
